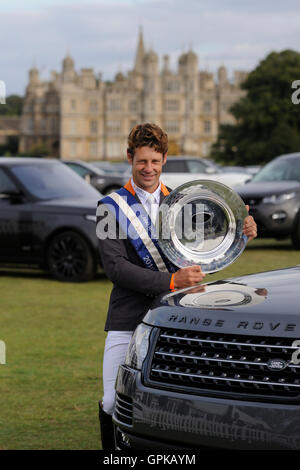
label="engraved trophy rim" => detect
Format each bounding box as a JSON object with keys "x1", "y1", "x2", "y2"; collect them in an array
[{"x1": 157, "y1": 179, "x2": 248, "y2": 273}]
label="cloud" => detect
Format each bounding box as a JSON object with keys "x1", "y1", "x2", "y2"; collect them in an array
[{"x1": 1, "y1": 0, "x2": 300, "y2": 94}]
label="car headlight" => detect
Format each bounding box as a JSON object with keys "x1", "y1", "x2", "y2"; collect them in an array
[
  {"x1": 125, "y1": 323, "x2": 152, "y2": 370},
  {"x1": 262, "y1": 192, "x2": 295, "y2": 204}
]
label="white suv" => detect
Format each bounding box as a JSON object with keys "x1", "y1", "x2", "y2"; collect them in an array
[{"x1": 161, "y1": 156, "x2": 250, "y2": 189}]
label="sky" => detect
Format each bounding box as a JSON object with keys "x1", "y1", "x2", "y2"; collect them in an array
[{"x1": 1, "y1": 0, "x2": 300, "y2": 95}]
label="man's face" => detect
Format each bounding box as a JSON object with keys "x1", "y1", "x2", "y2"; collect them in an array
[{"x1": 127, "y1": 146, "x2": 166, "y2": 193}]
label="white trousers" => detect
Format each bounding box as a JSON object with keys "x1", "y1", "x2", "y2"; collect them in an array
[{"x1": 102, "y1": 331, "x2": 133, "y2": 415}]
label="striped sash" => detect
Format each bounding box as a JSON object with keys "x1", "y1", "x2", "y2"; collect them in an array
[{"x1": 99, "y1": 181, "x2": 177, "y2": 273}]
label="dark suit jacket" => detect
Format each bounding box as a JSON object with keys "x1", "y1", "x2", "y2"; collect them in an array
[{"x1": 97, "y1": 189, "x2": 173, "y2": 331}]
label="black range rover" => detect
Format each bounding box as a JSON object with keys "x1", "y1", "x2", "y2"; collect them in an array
[
  {"x1": 114, "y1": 266, "x2": 300, "y2": 450},
  {"x1": 0, "y1": 158, "x2": 101, "y2": 281}
]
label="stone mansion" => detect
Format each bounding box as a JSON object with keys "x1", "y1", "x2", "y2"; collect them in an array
[{"x1": 19, "y1": 30, "x2": 247, "y2": 160}]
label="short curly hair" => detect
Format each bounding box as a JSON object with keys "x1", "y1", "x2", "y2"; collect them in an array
[{"x1": 127, "y1": 123, "x2": 168, "y2": 158}]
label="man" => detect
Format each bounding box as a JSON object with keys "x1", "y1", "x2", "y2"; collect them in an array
[{"x1": 96, "y1": 123, "x2": 257, "y2": 451}]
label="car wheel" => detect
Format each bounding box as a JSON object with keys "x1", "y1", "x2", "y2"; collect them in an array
[
  {"x1": 47, "y1": 231, "x2": 95, "y2": 282},
  {"x1": 103, "y1": 185, "x2": 121, "y2": 195},
  {"x1": 291, "y1": 213, "x2": 300, "y2": 249}
]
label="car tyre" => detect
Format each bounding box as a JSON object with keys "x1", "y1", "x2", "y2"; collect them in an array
[{"x1": 47, "y1": 231, "x2": 95, "y2": 282}]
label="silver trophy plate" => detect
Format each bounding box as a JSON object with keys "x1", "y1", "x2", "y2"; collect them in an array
[{"x1": 157, "y1": 180, "x2": 248, "y2": 273}]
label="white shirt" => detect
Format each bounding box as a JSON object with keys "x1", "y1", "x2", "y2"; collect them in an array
[{"x1": 131, "y1": 178, "x2": 161, "y2": 223}]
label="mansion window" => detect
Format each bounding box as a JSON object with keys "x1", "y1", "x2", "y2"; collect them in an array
[
  {"x1": 108, "y1": 99, "x2": 122, "y2": 111},
  {"x1": 50, "y1": 117, "x2": 56, "y2": 133},
  {"x1": 70, "y1": 120, "x2": 76, "y2": 134},
  {"x1": 70, "y1": 141, "x2": 77, "y2": 157},
  {"x1": 202, "y1": 142, "x2": 210, "y2": 157},
  {"x1": 90, "y1": 141, "x2": 98, "y2": 157},
  {"x1": 129, "y1": 100, "x2": 137, "y2": 112},
  {"x1": 27, "y1": 118, "x2": 33, "y2": 132},
  {"x1": 107, "y1": 141, "x2": 122, "y2": 158},
  {"x1": 188, "y1": 80, "x2": 194, "y2": 91},
  {"x1": 146, "y1": 100, "x2": 155, "y2": 112},
  {"x1": 40, "y1": 119, "x2": 47, "y2": 133},
  {"x1": 222, "y1": 102, "x2": 232, "y2": 112},
  {"x1": 107, "y1": 120, "x2": 121, "y2": 134},
  {"x1": 90, "y1": 120, "x2": 98, "y2": 134},
  {"x1": 165, "y1": 120, "x2": 179, "y2": 134},
  {"x1": 203, "y1": 101, "x2": 212, "y2": 113},
  {"x1": 129, "y1": 120, "x2": 137, "y2": 131},
  {"x1": 71, "y1": 99, "x2": 76, "y2": 111},
  {"x1": 82, "y1": 78, "x2": 95, "y2": 89},
  {"x1": 204, "y1": 120, "x2": 211, "y2": 134},
  {"x1": 165, "y1": 80, "x2": 180, "y2": 92},
  {"x1": 165, "y1": 99, "x2": 179, "y2": 112},
  {"x1": 90, "y1": 100, "x2": 98, "y2": 112},
  {"x1": 145, "y1": 80, "x2": 154, "y2": 93}
]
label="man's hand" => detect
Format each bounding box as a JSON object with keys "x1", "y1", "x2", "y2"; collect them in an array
[
  {"x1": 173, "y1": 265, "x2": 206, "y2": 289},
  {"x1": 243, "y1": 205, "x2": 257, "y2": 242}
]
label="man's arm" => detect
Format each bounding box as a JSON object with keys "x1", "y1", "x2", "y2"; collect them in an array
[
  {"x1": 97, "y1": 201, "x2": 206, "y2": 294},
  {"x1": 97, "y1": 205, "x2": 173, "y2": 295},
  {"x1": 99, "y1": 236, "x2": 173, "y2": 296}
]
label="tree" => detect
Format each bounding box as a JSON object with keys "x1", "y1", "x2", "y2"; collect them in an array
[
  {"x1": 0, "y1": 94, "x2": 24, "y2": 116},
  {"x1": 0, "y1": 136, "x2": 19, "y2": 156},
  {"x1": 21, "y1": 144, "x2": 50, "y2": 157},
  {"x1": 211, "y1": 50, "x2": 300, "y2": 165}
]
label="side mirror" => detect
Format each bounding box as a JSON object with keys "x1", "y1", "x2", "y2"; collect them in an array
[{"x1": 0, "y1": 190, "x2": 24, "y2": 202}]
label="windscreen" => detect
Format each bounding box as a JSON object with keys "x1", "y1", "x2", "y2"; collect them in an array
[
  {"x1": 11, "y1": 162, "x2": 100, "y2": 200},
  {"x1": 252, "y1": 158, "x2": 300, "y2": 182}
]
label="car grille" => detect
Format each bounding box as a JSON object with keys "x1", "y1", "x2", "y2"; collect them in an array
[
  {"x1": 114, "y1": 392, "x2": 133, "y2": 426},
  {"x1": 146, "y1": 328, "x2": 300, "y2": 402}
]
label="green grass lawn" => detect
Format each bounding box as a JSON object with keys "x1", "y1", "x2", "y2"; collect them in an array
[{"x1": 0, "y1": 238, "x2": 299, "y2": 449}]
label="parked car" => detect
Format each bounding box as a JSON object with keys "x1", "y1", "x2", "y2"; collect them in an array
[
  {"x1": 91, "y1": 161, "x2": 131, "y2": 175},
  {"x1": 114, "y1": 265, "x2": 300, "y2": 450},
  {"x1": 112, "y1": 163, "x2": 131, "y2": 174},
  {"x1": 0, "y1": 157, "x2": 101, "y2": 281},
  {"x1": 63, "y1": 160, "x2": 128, "y2": 195},
  {"x1": 91, "y1": 161, "x2": 117, "y2": 174},
  {"x1": 161, "y1": 156, "x2": 250, "y2": 189},
  {"x1": 236, "y1": 153, "x2": 300, "y2": 248}
]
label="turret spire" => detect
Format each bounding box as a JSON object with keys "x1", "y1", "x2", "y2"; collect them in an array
[{"x1": 134, "y1": 26, "x2": 145, "y2": 73}]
